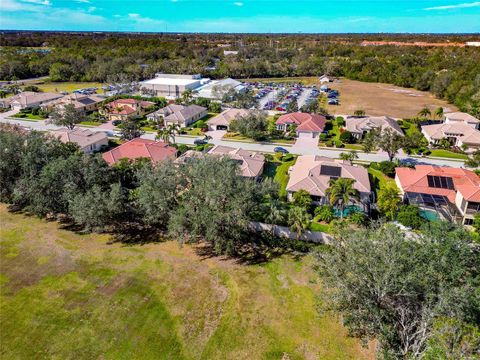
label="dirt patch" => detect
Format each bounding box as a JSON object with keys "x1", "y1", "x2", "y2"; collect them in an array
[{"x1": 326, "y1": 78, "x2": 456, "y2": 118}]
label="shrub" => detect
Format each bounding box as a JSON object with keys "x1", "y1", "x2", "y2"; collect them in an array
[
  {"x1": 334, "y1": 140, "x2": 344, "y2": 148},
  {"x1": 314, "y1": 205, "x2": 335, "y2": 223},
  {"x1": 397, "y1": 205, "x2": 425, "y2": 229},
  {"x1": 348, "y1": 211, "x2": 368, "y2": 226},
  {"x1": 339, "y1": 130, "x2": 353, "y2": 143},
  {"x1": 325, "y1": 140, "x2": 334, "y2": 147},
  {"x1": 319, "y1": 133, "x2": 328, "y2": 141},
  {"x1": 378, "y1": 161, "x2": 397, "y2": 178},
  {"x1": 336, "y1": 117, "x2": 345, "y2": 126},
  {"x1": 283, "y1": 153, "x2": 294, "y2": 162}
]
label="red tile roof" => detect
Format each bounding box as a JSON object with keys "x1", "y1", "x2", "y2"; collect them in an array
[
  {"x1": 102, "y1": 138, "x2": 177, "y2": 165},
  {"x1": 106, "y1": 99, "x2": 155, "y2": 115},
  {"x1": 276, "y1": 112, "x2": 326, "y2": 132},
  {"x1": 396, "y1": 165, "x2": 480, "y2": 203}
]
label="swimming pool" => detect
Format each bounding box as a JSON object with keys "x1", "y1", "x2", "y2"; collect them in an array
[{"x1": 419, "y1": 209, "x2": 440, "y2": 221}]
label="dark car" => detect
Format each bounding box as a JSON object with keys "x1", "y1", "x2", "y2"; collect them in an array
[
  {"x1": 274, "y1": 147, "x2": 289, "y2": 154},
  {"x1": 194, "y1": 138, "x2": 208, "y2": 145},
  {"x1": 112, "y1": 120, "x2": 122, "y2": 126},
  {"x1": 328, "y1": 99, "x2": 339, "y2": 105}
]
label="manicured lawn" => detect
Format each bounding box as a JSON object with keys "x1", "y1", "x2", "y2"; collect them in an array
[
  {"x1": 344, "y1": 144, "x2": 363, "y2": 150},
  {"x1": 79, "y1": 121, "x2": 103, "y2": 127},
  {"x1": 309, "y1": 219, "x2": 332, "y2": 233},
  {"x1": 0, "y1": 205, "x2": 374, "y2": 360},
  {"x1": 263, "y1": 156, "x2": 297, "y2": 198},
  {"x1": 428, "y1": 149, "x2": 468, "y2": 160},
  {"x1": 26, "y1": 81, "x2": 105, "y2": 94},
  {"x1": 12, "y1": 113, "x2": 46, "y2": 120},
  {"x1": 368, "y1": 167, "x2": 397, "y2": 195}
]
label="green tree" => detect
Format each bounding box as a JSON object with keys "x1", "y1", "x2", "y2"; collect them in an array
[
  {"x1": 339, "y1": 151, "x2": 358, "y2": 165},
  {"x1": 377, "y1": 128, "x2": 404, "y2": 162},
  {"x1": 47, "y1": 104, "x2": 87, "y2": 130},
  {"x1": 314, "y1": 204, "x2": 335, "y2": 223},
  {"x1": 473, "y1": 213, "x2": 480, "y2": 233},
  {"x1": 362, "y1": 129, "x2": 378, "y2": 153},
  {"x1": 286, "y1": 99, "x2": 298, "y2": 113},
  {"x1": 418, "y1": 106, "x2": 432, "y2": 119},
  {"x1": 325, "y1": 178, "x2": 359, "y2": 218},
  {"x1": 230, "y1": 111, "x2": 268, "y2": 141},
  {"x1": 353, "y1": 109, "x2": 365, "y2": 117},
  {"x1": 120, "y1": 118, "x2": 145, "y2": 141},
  {"x1": 377, "y1": 185, "x2": 401, "y2": 220},
  {"x1": 434, "y1": 107, "x2": 444, "y2": 120},
  {"x1": 288, "y1": 206, "x2": 312, "y2": 238},
  {"x1": 292, "y1": 189, "x2": 312, "y2": 209},
  {"x1": 397, "y1": 204, "x2": 425, "y2": 229},
  {"x1": 316, "y1": 224, "x2": 479, "y2": 358}
]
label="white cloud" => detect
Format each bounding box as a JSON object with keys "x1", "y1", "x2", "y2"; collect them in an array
[
  {"x1": 75, "y1": 0, "x2": 90, "y2": 2},
  {"x1": 2, "y1": 0, "x2": 49, "y2": 11},
  {"x1": 234, "y1": 2, "x2": 243, "y2": 6},
  {"x1": 20, "y1": 0, "x2": 51, "y2": 5},
  {"x1": 87, "y1": 6, "x2": 96, "y2": 12},
  {"x1": 424, "y1": 1, "x2": 480, "y2": 10},
  {"x1": 128, "y1": 13, "x2": 140, "y2": 18}
]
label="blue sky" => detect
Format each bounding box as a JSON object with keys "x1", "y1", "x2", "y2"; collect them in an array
[{"x1": 1, "y1": 0, "x2": 480, "y2": 33}]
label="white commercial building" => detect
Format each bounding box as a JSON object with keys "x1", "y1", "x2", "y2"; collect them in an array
[{"x1": 140, "y1": 74, "x2": 209, "y2": 99}]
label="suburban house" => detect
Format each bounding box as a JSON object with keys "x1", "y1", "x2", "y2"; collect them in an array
[
  {"x1": 49, "y1": 128, "x2": 109, "y2": 154},
  {"x1": 421, "y1": 120, "x2": 480, "y2": 152},
  {"x1": 101, "y1": 98, "x2": 155, "y2": 121},
  {"x1": 444, "y1": 112, "x2": 480, "y2": 129},
  {"x1": 164, "y1": 104, "x2": 207, "y2": 128},
  {"x1": 207, "y1": 108, "x2": 251, "y2": 131},
  {"x1": 207, "y1": 145, "x2": 265, "y2": 179},
  {"x1": 286, "y1": 155, "x2": 372, "y2": 210},
  {"x1": 146, "y1": 104, "x2": 185, "y2": 121},
  {"x1": 4, "y1": 91, "x2": 63, "y2": 110},
  {"x1": 395, "y1": 165, "x2": 480, "y2": 226},
  {"x1": 42, "y1": 93, "x2": 105, "y2": 113},
  {"x1": 345, "y1": 115, "x2": 404, "y2": 139},
  {"x1": 174, "y1": 150, "x2": 205, "y2": 165},
  {"x1": 140, "y1": 73, "x2": 209, "y2": 98},
  {"x1": 102, "y1": 138, "x2": 177, "y2": 165},
  {"x1": 276, "y1": 112, "x2": 327, "y2": 138}
]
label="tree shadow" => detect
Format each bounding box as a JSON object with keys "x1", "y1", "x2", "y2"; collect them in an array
[{"x1": 107, "y1": 223, "x2": 168, "y2": 246}]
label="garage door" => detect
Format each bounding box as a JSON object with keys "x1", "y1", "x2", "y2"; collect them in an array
[{"x1": 298, "y1": 131, "x2": 314, "y2": 138}]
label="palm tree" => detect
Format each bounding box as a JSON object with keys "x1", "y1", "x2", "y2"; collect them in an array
[
  {"x1": 353, "y1": 109, "x2": 365, "y2": 117},
  {"x1": 434, "y1": 107, "x2": 444, "y2": 120},
  {"x1": 265, "y1": 199, "x2": 284, "y2": 235},
  {"x1": 326, "y1": 178, "x2": 360, "y2": 218},
  {"x1": 418, "y1": 106, "x2": 431, "y2": 119},
  {"x1": 167, "y1": 123, "x2": 180, "y2": 144},
  {"x1": 156, "y1": 128, "x2": 171, "y2": 143},
  {"x1": 288, "y1": 206, "x2": 312, "y2": 239},
  {"x1": 339, "y1": 151, "x2": 358, "y2": 165}
]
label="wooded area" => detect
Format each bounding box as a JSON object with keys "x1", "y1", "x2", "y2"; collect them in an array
[{"x1": 1, "y1": 32, "x2": 479, "y2": 116}]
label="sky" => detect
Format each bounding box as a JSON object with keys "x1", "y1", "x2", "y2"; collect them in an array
[{"x1": 1, "y1": 0, "x2": 480, "y2": 33}]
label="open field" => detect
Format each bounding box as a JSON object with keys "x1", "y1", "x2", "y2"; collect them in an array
[
  {"x1": 0, "y1": 205, "x2": 374, "y2": 360},
  {"x1": 21, "y1": 81, "x2": 105, "y2": 94},
  {"x1": 326, "y1": 79, "x2": 457, "y2": 118},
  {"x1": 240, "y1": 77, "x2": 456, "y2": 119}
]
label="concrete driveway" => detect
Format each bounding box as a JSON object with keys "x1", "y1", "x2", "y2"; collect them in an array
[
  {"x1": 205, "y1": 130, "x2": 226, "y2": 139},
  {"x1": 293, "y1": 135, "x2": 319, "y2": 149}
]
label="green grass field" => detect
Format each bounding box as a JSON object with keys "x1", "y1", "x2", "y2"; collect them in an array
[
  {"x1": 428, "y1": 149, "x2": 468, "y2": 160},
  {"x1": 24, "y1": 82, "x2": 105, "y2": 94},
  {"x1": 0, "y1": 205, "x2": 373, "y2": 360}
]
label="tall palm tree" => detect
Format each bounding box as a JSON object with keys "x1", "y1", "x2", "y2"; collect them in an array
[
  {"x1": 418, "y1": 106, "x2": 431, "y2": 119},
  {"x1": 167, "y1": 123, "x2": 180, "y2": 144},
  {"x1": 434, "y1": 107, "x2": 444, "y2": 120},
  {"x1": 156, "y1": 128, "x2": 170, "y2": 143},
  {"x1": 288, "y1": 206, "x2": 312, "y2": 239},
  {"x1": 265, "y1": 199, "x2": 284, "y2": 235},
  {"x1": 326, "y1": 178, "x2": 360, "y2": 218}
]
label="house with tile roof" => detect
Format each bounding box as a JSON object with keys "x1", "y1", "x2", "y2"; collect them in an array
[
  {"x1": 50, "y1": 128, "x2": 109, "y2": 154},
  {"x1": 276, "y1": 112, "x2": 327, "y2": 138},
  {"x1": 444, "y1": 112, "x2": 480, "y2": 129},
  {"x1": 207, "y1": 145, "x2": 265, "y2": 179},
  {"x1": 421, "y1": 120, "x2": 480, "y2": 153},
  {"x1": 164, "y1": 104, "x2": 207, "y2": 128},
  {"x1": 146, "y1": 104, "x2": 185, "y2": 121},
  {"x1": 102, "y1": 98, "x2": 155, "y2": 121},
  {"x1": 207, "y1": 108, "x2": 251, "y2": 131},
  {"x1": 345, "y1": 115, "x2": 404, "y2": 140},
  {"x1": 102, "y1": 138, "x2": 177, "y2": 165},
  {"x1": 42, "y1": 93, "x2": 105, "y2": 113},
  {"x1": 395, "y1": 165, "x2": 480, "y2": 226},
  {"x1": 286, "y1": 155, "x2": 372, "y2": 209},
  {"x1": 5, "y1": 91, "x2": 63, "y2": 110}
]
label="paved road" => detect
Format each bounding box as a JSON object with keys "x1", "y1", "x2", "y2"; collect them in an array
[{"x1": 0, "y1": 116, "x2": 468, "y2": 168}]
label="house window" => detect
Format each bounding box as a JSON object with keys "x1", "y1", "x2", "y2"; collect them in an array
[{"x1": 464, "y1": 218, "x2": 474, "y2": 226}]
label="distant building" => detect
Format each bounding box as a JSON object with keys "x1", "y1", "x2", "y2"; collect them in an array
[
  {"x1": 42, "y1": 93, "x2": 105, "y2": 113},
  {"x1": 318, "y1": 75, "x2": 332, "y2": 84},
  {"x1": 101, "y1": 98, "x2": 155, "y2": 121},
  {"x1": 195, "y1": 78, "x2": 246, "y2": 100},
  {"x1": 147, "y1": 104, "x2": 185, "y2": 121},
  {"x1": 395, "y1": 165, "x2": 480, "y2": 226},
  {"x1": 421, "y1": 112, "x2": 480, "y2": 152},
  {"x1": 276, "y1": 112, "x2": 327, "y2": 138},
  {"x1": 49, "y1": 128, "x2": 108, "y2": 154},
  {"x1": 286, "y1": 155, "x2": 371, "y2": 209},
  {"x1": 207, "y1": 108, "x2": 251, "y2": 131},
  {"x1": 345, "y1": 115, "x2": 404, "y2": 139},
  {"x1": 466, "y1": 42, "x2": 480, "y2": 47},
  {"x1": 223, "y1": 50, "x2": 239, "y2": 56},
  {"x1": 140, "y1": 74, "x2": 209, "y2": 99},
  {"x1": 102, "y1": 138, "x2": 176, "y2": 165},
  {"x1": 164, "y1": 105, "x2": 207, "y2": 128},
  {"x1": 5, "y1": 91, "x2": 63, "y2": 110}
]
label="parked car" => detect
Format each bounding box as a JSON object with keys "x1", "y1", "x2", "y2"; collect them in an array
[
  {"x1": 274, "y1": 147, "x2": 289, "y2": 154},
  {"x1": 194, "y1": 138, "x2": 208, "y2": 145},
  {"x1": 328, "y1": 99, "x2": 339, "y2": 105},
  {"x1": 112, "y1": 120, "x2": 122, "y2": 126}
]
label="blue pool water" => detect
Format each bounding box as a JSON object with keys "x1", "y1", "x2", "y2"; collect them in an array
[{"x1": 420, "y1": 209, "x2": 440, "y2": 221}]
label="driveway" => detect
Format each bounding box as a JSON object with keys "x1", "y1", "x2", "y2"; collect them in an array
[
  {"x1": 205, "y1": 130, "x2": 226, "y2": 139},
  {"x1": 293, "y1": 134, "x2": 319, "y2": 149}
]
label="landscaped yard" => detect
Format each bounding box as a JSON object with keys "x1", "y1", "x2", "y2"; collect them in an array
[
  {"x1": 428, "y1": 149, "x2": 468, "y2": 160},
  {"x1": 368, "y1": 167, "x2": 397, "y2": 196},
  {"x1": 0, "y1": 205, "x2": 374, "y2": 359},
  {"x1": 12, "y1": 113, "x2": 46, "y2": 120},
  {"x1": 263, "y1": 154, "x2": 297, "y2": 198}
]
